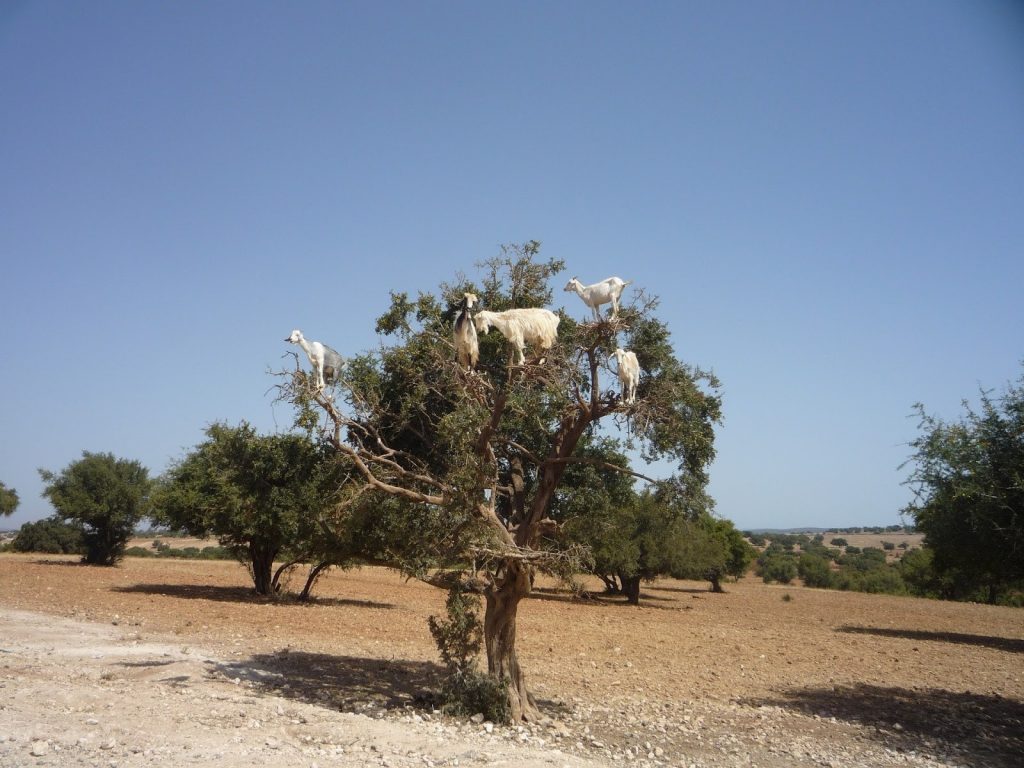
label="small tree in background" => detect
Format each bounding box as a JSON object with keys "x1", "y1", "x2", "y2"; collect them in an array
[
  {"x1": 11, "y1": 515, "x2": 84, "y2": 554},
  {"x1": 38, "y1": 452, "x2": 151, "y2": 566},
  {"x1": 154, "y1": 422, "x2": 354, "y2": 597},
  {"x1": 0, "y1": 481, "x2": 18, "y2": 518}
]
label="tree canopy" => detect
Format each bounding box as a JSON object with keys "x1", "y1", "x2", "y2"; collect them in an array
[
  {"x1": 903, "y1": 365, "x2": 1024, "y2": 603},
  {"x1": 38, "y1": 452, "x2": 151, "y2": 566},
  {"x1": 154, "y1": 422, "x2": 352, "y2": 596},
  {"x1": 278, "y1": 243, "x2": 722, "y2": 720},
  {"x1": 0, "y1": 481, "x2": 18, "y2": 517}
]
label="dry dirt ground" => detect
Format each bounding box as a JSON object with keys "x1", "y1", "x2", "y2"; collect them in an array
[{"x1": 1, "y1": 554, "x2": 1021, "y2": 768}]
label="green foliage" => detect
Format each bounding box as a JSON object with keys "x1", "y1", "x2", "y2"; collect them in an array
[
  {"x1": 125, "y1": 543, "x2": 233, "y2": 561},
  {"x1": 798, "y1": 552, "x2": 834, "y2": 588},
  {"x1": 898, "y1": 547, "x2": 956, "y2": 599},
  {"x1": 830, "y1": 538, "x2": 848, "y2": 547},
  {"x1": 11, "y1": 515, "x2": 84, "y2": 554},
  {"x1": 428, "y1": 586, "x2": 510, "y2": 723},
  {"x1": 38, "y1": 452, "x2": 151, "y2": 566},
  {"x1": 903, "y1": 366, "x2": 1024, "y2": 603},
  {"x1": 154, "y1": 422, "x2": 353, "y2": 595},
  {"x1": 761, "y1": 548, "x2": 798, "y2": 585},
  {"x1": 0, "y1": 481, "x2": 19, "y2": 517}
]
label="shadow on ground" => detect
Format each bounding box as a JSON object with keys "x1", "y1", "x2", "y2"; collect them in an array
[
  {"x1": 216, "y1": 650, "x2": 446, "y2": 711},
  {"x1": 838, "y1": 625, "x2": 1024, "y2": 654},
  {"x1": 214, "y1": 650, "x2": 568, "y2": 718},
  {"x1": 113, "y1": 583, "x2": 394, "y2": 610},
  {"x1": 741, "y1": 683, "x2": 1024, "y2": 768}
]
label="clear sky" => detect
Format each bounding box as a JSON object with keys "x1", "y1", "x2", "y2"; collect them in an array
[{"x1": 2, "y1": 1, "x2": 1022, "y2": 532}]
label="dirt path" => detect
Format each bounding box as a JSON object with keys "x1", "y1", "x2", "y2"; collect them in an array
[{"x1": 1, "y1": 555, "x2": 1022, "y2": 767}]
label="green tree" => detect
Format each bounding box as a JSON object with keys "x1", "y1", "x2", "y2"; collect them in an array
[
  {"x1": 699, "y1": 517, "x2": 756, "y2": 592},
  {"x1": 798, "y1": 552, "x2": 834, "y2": 588},
  {"x1": 903, "y1": 367, "x2": 1024, "y2": 603},
  {"x1": 11, "y1": 515, "x2": 84, "y2": 554},
  {"x1": 38, "y1": 452, "x2": 151, "y2": 565},
  {"x1": 0, "y1": 481, "x2": 18, "y2": 517},
  {"x1": 154, "y1": 422, "x2": 352, "y2": 596},
  {"x1": 277, "y1": 244, "x2": 721, "y2": 720},
  {"x1": 898, "y1": 546, "x2": 950, "y2": 598}
]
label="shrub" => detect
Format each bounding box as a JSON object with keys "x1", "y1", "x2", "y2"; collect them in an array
[
  {"x1": 11, "y1": 517, "x2": 84, "y2": 554},
  {"x1": 830, "y1": 538, "x2": 848, "y2": 547},
  {"x1": 428, "y1": 586, "x2": 510, "y2": 723},
  {"x1": 798, "y1": 553, "x2": 834, "y2": 588},
  {"x1": 860, "y1": 568, "x2": 907, "y2": 595},
  {"x1": 882, "y1": 541, "x2": 896, "y2": 551},
  {"x1": 124, "y1": 546, "x2": 155, "y2": 558},
  {"x1": 844, "y1": 546, "x2": 861, "y2": 555},
  {"x1": 760, "y1": 554, "x2": 797, "y2": 584}
]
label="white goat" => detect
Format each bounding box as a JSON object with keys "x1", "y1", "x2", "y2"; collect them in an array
[
  {"x1": 473, "y1": 308, "x2": 560, "y2": 365},
  {"x1": 564, "y1": 276, "x2": 633, "y2": 321},
  {"x1": 453, "y1": 292, "x2": 479, "y2": 369},
  {"x1": 285, "y1": 329, "x2": 344, "y2": 391},
  {"x1": 612, "y1": 347, "x2": 640, "y2": 405}
]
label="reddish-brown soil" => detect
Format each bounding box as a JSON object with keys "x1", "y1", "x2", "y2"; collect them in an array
[{"x1": 1, "y1": 553, "x2": 1021, "y2": 767}]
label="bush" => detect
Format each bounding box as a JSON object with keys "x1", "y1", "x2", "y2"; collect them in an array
[
  {"x1": 798, "y1": 553, "x2": 834, "y2": 588},
  {"x1": 860, "y1": 568, "x2": 907, "y2": 595},
  {"x1": 760, "y1": 554, "x2": 797, "y2": 584},
  {"x1": 428, "y1": 586, "x2": 510, "y2": 723},
  {"x1": 124, "y1": 546, "x2": 155, "y2": 558},
  {"x1": 830, "y1": 538, "x2": 848, "y2": 547},
  {"x1": 882, "y1": 541, "x2": 896, "y2": 551},
  {"x1": 11, "y1": 517, "x2": 84, "y2": 554}
]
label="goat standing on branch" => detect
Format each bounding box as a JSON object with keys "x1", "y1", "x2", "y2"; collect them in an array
[
  {"x1": 612, "y1": 347, "x2": 640, "y2": 405},
  {"x1": 453, "y1": 293, "x2": 479, "y2": 369},
  {"x1": 285, "y1": 329, "x2": 344, "y2": 391},
  {"x1": 564, "y1": 276, "x2": 632, "y2": 321},
  {"x1": 473, "y1": 308, "x2": 559, "y2": 366}
]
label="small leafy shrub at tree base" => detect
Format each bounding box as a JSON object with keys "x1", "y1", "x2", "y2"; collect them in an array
[{"x1": 428, "y1": 586, "x2": 510, "y2": 724}]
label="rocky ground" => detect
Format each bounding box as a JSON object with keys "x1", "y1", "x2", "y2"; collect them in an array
[{"x1": 0, "y1": 554, "x2": 1021, "y2": 768}]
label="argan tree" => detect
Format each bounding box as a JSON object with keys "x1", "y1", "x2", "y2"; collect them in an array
[
  {"x1": 38, "y1": 452, "x2": 151, "y2": 565},
  {"x1": 280, "y1": 243, "x2": 721, "y2": 720},
  {"x1": 155, "y1": 422, "x2": 355, "y2": 597},
  {"x1": 903, "y1": 366, "x2": 1024, "y2": 603}
]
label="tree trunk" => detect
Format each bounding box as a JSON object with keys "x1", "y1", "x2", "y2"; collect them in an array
[
  {"x1": 249, "y1": 542, "x2": 277, "y2": 596},
  {"x1": 299, "y1": 562, "x2": 332, "y2": 601},
  {"x1": 620, "y1": 573, "x2": 641, "y2": 605},
  {"x1": 483, "y1": 559, "x2": 539, "y2": 722},
  {"x1": 709, "y1": 573, "x2": 725, "y2": 593}
]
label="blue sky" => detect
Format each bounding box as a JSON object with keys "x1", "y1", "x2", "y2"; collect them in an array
[{"x1": 2, "y1": 1, "x2": 1022, "y2": 531}]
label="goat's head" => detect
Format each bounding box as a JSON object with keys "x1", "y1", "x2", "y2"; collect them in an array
[
  {"x1": 473, "y1": 313, "x2": 492, "y2": 334},
  {"x1": 285, "y1": 329, "x2": 304, "y2": 344},
  {"x1": 564, "y1": 277, "x2": 581, "y2": 291},
  {"x1": 463, "y1": 292, "x2": 478, "y2": 309},
  {"x1": 612, "y1": 347, "x2": 626, "y2": 364}
]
